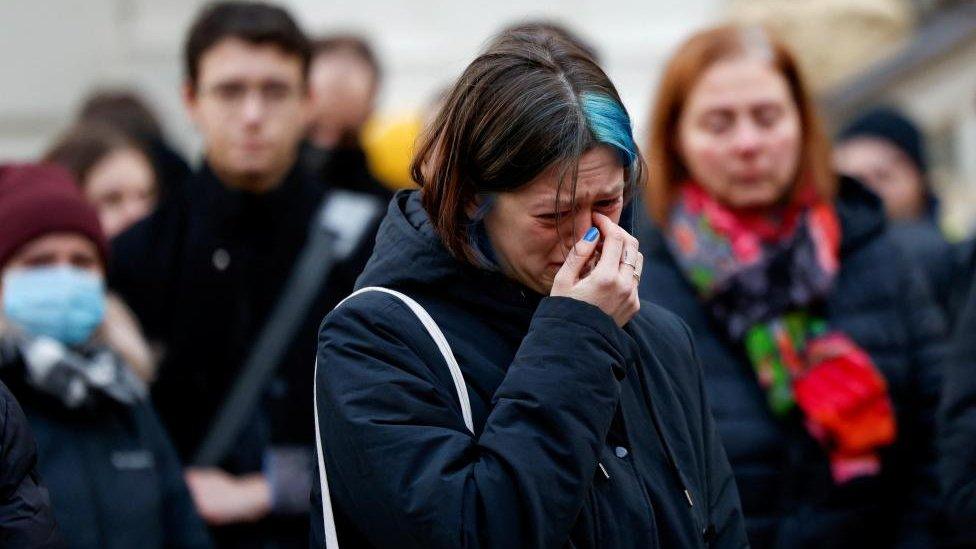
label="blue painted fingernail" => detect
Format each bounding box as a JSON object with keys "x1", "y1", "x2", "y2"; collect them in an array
[{"x1": 583, "y1": 227, "x2": 599, "y2": 242}]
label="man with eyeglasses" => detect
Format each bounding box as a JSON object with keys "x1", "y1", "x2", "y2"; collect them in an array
[{"x1": 109, "y1": 2, "x2": 381, "y2": 546}]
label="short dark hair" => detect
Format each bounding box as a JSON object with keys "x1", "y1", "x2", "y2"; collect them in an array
[
  {"x1": 77, "y1": 89, "x2": 163, "y2": 146},
  {"x1": 44, "y1": 122, "x2": 152, "y2": 188},
  {"x1": 413, "y1": 29, "x2": 643, "y2": 263},
  {"x1": 311, "y1": 33, "x2": 381, "y2": 84},
  {"x1": 184, "y1": 1, "x2": 311, "y2": 88}
]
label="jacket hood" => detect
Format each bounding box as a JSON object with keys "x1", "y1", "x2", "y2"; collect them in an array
[
  {"x1": 835, "y1": 175, "x2": 887, "y2": 254},
  {"x1": 356, "y1": 191, "x2": 541, "y2": 314}
]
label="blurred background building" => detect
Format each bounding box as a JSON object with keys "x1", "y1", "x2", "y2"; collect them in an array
[{"x1": 2, "y1": 0, "x2": 975, "y2": 234}]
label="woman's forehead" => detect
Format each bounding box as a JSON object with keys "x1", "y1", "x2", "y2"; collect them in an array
[
  {"x1": 525, "y1": 176, "x2": 625, "y2": 210},
  {"x1": 687, "y1": 57, "x2": 791, "y2": 110}
]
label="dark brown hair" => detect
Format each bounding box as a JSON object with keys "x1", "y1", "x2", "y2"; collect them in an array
[
  {"x1": 500, "y1": 20, "x2": 600, "y2": 63},
  {"x1": 645, "y1": 24, "x2": 835, "y2": 224},
  {"x1": 44, "y1": 122, "x2": 152, "y2": 189},
  {"x1": 412, "y1": 30, "x2": 643, "y2": 264},
  {"x1": 311, "y1": 33, "x2": 381, "y2": 85},
  {"x1": 184, "y1": 1, "x2": 311, "y2": 89},
  {"x1": 78, "y1": 89, "x2": 163, "y2": 146}
]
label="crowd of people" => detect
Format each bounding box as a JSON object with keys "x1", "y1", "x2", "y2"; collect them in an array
[{"x1": 1, "y1": 1, "x2": 975, "y2": 548}]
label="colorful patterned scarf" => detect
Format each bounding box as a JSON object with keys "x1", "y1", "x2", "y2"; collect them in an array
[{"x1": 666, "y1": 181, "x2": 896, "y2": 483}]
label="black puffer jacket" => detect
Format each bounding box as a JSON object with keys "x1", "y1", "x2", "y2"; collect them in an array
[
  {"x1": 938, "y1": 271, "x2": 976, "y2": 545},
  {"x1": 311, "y1": 191, "x2": 748, "y2": 548},
  {"x1": 637, "y1": 178, "x2": 947, "y2": 548},
  {"x1": 0, "y1": 379, "x2": 61, "y2": 547},
  {"x1": 888, "y1": 221, "x2": 965, "y2": 328}
]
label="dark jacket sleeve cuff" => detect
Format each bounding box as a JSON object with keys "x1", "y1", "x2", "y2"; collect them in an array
[{"x1": 535, "y1": 296, "x2": 636, "y2": 377}]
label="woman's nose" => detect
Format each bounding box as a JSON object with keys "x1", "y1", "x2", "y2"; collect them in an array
[
  {"x1": 560, "y1": 209, "x2": 594, "y2": 246},
  {"x1": 731, "y1": 122, "x2": 763, "y2": 156}
]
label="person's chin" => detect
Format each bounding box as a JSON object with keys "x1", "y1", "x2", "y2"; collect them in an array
[
  {"x1": 230, "y1": 155, "x2": 276, "y2": 178},
  {"x1": 727, "y1": 186, "x2": 782, "y2": 210},
  {"x1": 535, "y1": 270, "x2": 558, "y2": 295}
]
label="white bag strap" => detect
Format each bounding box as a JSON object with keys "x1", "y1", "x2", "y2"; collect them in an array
[{"x1": 313, "y1": 286, "x2": 473, "y2": 548}]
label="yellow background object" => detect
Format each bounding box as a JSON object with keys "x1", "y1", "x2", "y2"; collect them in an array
[{"x1": 362, "y1": 111, "x2": 424, "y2": 190}]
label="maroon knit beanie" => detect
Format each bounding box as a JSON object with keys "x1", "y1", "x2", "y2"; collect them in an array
[{"x1": 0, "y1": 163, "x2": 108, "y2": 270}]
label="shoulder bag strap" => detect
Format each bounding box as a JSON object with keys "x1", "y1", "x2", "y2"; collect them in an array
[{"x1": 313, "y1": 286, "x2": 472, "y2": 548}]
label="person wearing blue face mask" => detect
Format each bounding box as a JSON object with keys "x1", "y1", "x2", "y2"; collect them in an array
[
  {"x1": 3, "y1": 265, "x2": 107, "y2": 347},
  {"x1": 0, "y1": 163, "x2": 212, "y2": 549}
]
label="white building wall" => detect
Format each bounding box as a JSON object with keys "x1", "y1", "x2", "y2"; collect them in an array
[{"x1": 0, "y1": 0, "x2": 723, "y2": 161}]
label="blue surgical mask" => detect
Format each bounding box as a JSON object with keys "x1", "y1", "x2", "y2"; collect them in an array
[{"x1": 2, "y1": 266, "x2": 106, "y2": 346}]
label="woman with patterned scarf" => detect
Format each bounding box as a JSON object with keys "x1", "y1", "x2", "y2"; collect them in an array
[
  {"x1": 0, "y1": 163, "x2": 212, "y2": 548},
  {"x1": 637, "y1": 24, "x2": 947, "y2": 548}
]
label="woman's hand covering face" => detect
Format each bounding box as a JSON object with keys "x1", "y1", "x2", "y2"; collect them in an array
[{"x1": 550, "y1": 213, "x2": 641, "y2": 327}]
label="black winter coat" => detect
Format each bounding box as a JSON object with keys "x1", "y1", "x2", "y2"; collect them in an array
[
  {"x1": 938, "y1": 272, "x2": 976, "y2": 545},
  {"x1": 311, "y1": 191, "x2": 748, "y2": 548},
  {"x1": 110, "y1": 160, "x2": 383, "y2": 547},
  {"x1": 0, "y1": 358, "x2": 210, "y2": 548},
  {"x1": 638, "y1": 178, "x2": 946, "y2": 548},
  {"x1": 888, "y1": 221, "x2": 966, "y2": 327},
  {"x1": 110, "y1": 162, "x2": 382, "y2": 468},
  {"x1": 0, "y1": 379, "x2": 61, "y2": 547}
]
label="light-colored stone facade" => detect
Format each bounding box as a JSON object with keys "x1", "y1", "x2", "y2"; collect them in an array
[{"x1": 728, "y1": 0, "x2": 914, "y2": 92}]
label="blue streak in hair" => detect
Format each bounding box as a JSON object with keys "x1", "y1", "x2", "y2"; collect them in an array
[
  {"x1": 468, "y1": 194, "x2": 500, "y2": 270},
  {"x1": 580, "y1": 92, "x2": 637, "y2": 166},
  {"x1": 471, "y1": 193, "x2": 495, "y2": 222}
]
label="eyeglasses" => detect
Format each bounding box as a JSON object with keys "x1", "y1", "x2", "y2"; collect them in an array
[{"x1": 201, "y1": 81, "x2": 301, "y2": 110}]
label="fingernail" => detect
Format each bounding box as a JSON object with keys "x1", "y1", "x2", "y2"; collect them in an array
[{"x1": 583, "y1": 227, "x2": 599, "y2": 242}]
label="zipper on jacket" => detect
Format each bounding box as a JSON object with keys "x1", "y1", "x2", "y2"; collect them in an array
[
  {"x1": 598, "y1": 462, "x2": 610, "y2": 480},
  {"x1": 630, "y1": 357, "x2": 698, "y2": 515}
]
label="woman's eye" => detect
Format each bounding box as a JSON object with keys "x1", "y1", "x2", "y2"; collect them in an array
[
  {"x1": 597, "y1": 197, "x2": 622, "y2": 209},
  {"x1": 538, "y1": 212, "x2": 569, "y2": 221},
  {"x1": 754, "y1": 105, "x2": 783, "y2": 127},
  {"x1": 702, "y1": 112, "x2": 733, "y2": 133},
  {"x1": 71, "y1": 257, "x2": 97, "y2": 270},
  {"x1": 24, "y1": 255, "x2": 56, "y2": 267},
  {"x1": 98, "y1": 191, "x2": 124, "y2": 208}
]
